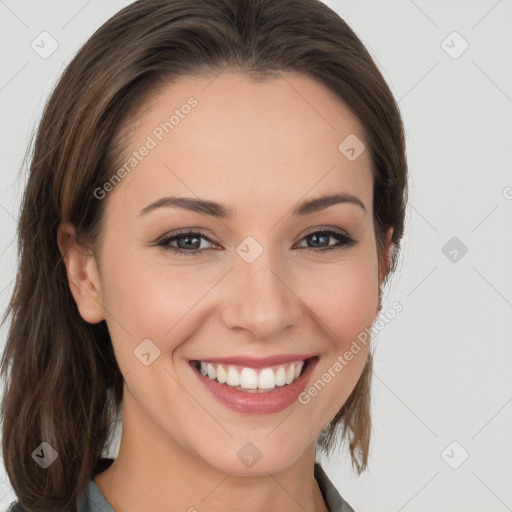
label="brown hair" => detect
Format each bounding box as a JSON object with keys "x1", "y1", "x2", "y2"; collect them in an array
[{"x1": 0, "y1": 0, "x2": 408, "y2": 509}]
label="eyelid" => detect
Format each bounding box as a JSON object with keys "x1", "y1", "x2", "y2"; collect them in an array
[
  {"x1": 155, "y1": 228, "x2": 220, "y2": 246},
  {"x1": 301, "y1": 225, "x2": 354, "y2": 240}
]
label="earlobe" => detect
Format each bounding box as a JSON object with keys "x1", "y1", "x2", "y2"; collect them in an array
[{"x1": 57, "y1": 222, "x2": 105, "y2": 324}]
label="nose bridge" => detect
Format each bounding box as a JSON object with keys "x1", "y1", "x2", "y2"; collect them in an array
[{"x1": 219, "y1": 241, "x2": 303, "y2": 339}]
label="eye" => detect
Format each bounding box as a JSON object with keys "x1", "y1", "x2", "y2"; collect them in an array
[
  {"x1": 156, "y1": 229, "x2": 217, "y2": 256},
  {"x1": 155, "y1": 228, "x2": 357, "y2": 256},
  {"x1": 295, "y1": 229, "x2": 357, "y2": 254}
]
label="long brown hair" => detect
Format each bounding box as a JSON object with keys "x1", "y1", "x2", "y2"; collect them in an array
[{"x1": 1, "y1": 0, "x2": 408, "y2": 509}]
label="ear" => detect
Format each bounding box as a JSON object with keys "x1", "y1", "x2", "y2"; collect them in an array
[
  {"x1": 57, "y1": 222, "x2": 105, "y2": 324},
  {"x1": 378, "y1": 227, "x2": 394, "y2": 287}
]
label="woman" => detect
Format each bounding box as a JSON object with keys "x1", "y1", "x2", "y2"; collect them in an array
[{"x1": 1, "y1": 0, "x2": 408, "y2": 510}]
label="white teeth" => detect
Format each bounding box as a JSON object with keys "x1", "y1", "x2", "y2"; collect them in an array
[
  {"x1": 240, "y1": 368, "x2": 258, "y2": 389},
  {"x1": 226, "y1": 366, "x2": 240, "y2": 386},
  {"x1": 195, "y1": 359, "x2": 308, "y2": 391},
  {"x1": 285, "y1": 365, "x2": 295, "y2": 384},
  {"x1": 258, "y1": 368, "x2": 276, "y2": 389},
  {"x1": 294, "y1": 361, "x2": 304, "y2": 379},
  {"x1": 216, "y1": 365, "x2": 227, "y2": 384},
  {"x1": 275, "y1": 366, "x2": 286, "y2": 386}
]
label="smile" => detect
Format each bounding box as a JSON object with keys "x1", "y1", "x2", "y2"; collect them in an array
[
  {"x1": 189, "y1": 356, "x2": 319, "y2": 414},
  {"x1": 193, "y1": 359, "x2": 306, "y2": 391}
]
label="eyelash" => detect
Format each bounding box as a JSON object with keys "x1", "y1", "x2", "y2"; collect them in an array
[{"x1": 155, "y1": 228, "x2": 357, "y2": 256}]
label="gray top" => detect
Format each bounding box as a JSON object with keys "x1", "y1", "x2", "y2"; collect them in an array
[{"x1": 7, "y1": 458, "x2": 356, "y2": 512}]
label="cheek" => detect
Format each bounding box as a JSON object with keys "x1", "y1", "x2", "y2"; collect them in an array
[
  {"x1": 293, "y1": 251, "x2": 378, "y2": 411},
  {"x1": 296, "y1": 251, "x2": 380, "y2": 348},
  {"x1": 99, "y1": 249, "x2": 222, "y2": 356}
]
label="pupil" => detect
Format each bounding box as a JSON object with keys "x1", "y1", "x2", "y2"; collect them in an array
[
  {"x1": 309, "y1": 233, "x2": 327, "y2": 248},
  {"x1": 179, "y1": 235, "x2": 199, "y2": 249}
]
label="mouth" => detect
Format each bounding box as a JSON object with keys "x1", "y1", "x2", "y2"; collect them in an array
[
  {"x1": 189, "y1": 355, "x2": 319, "y2": 414},
  {"x1": 189, "y1": 356, "x2": 312, "y2": 391}
]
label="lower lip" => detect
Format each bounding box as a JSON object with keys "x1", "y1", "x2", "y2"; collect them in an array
[{"x1": 190, "y1": 357, "x2": 319, "y2": 414}]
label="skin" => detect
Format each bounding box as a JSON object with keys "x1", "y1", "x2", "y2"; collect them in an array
[{"x1": 58, "y1": 71, "x2": 393, "y2": 512}]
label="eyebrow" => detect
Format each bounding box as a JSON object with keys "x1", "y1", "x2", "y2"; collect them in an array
[{"x1": 138, "y1": 193, "x2": 366, "y2": 219}]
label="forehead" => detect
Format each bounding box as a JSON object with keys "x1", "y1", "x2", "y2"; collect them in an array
[{"x1": 109, "y1": 71, "x2": 373, "y2": 219}]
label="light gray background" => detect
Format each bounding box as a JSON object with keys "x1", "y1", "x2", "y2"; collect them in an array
[{"x1": 1, "y1": 1, "x2": 511, "y2": 511}]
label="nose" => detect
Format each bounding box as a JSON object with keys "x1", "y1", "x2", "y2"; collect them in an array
[{"x1": 219, "y1": 252, "x2": 303, "y2": 341}]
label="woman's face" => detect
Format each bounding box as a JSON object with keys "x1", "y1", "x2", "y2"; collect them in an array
[{"x1": 84, "y1": 71, "x2": 390, "y2": 475}]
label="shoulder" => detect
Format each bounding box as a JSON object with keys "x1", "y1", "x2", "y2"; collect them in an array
[{"x1": 314, "y1": 462, "x2": 357, "y2": 512}]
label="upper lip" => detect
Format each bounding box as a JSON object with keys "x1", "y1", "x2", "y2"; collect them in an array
[{"x1": 190, "y1": 353, "x2": 316, "y2": 369}]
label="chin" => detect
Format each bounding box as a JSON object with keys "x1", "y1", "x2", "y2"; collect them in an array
[{"x1": 193, "y1": 435, "x2": 312, "y2": 477}]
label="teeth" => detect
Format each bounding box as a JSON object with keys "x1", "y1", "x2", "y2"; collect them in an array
[
  {"x1": 226, "y1": 366, "x2": 240, "y2": 386},
  {"x1": 216, "y1": 364, "x2": 227, "y2": 384},
  {"x1": 240, "y1": 368, "x2": 258, "y2": 389},
  {"x1": 258, "y1": 368, "x2": 276, "y2": 389},
  {"x1": 196, "y1": 359, "x2": 307, "y2": 390},
  {"x1": 294, "y1": 361, "x2": 304, "y2": 379},
  {"x1": 275, "y1": 366, "x2": 286, "y2": 386}
]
